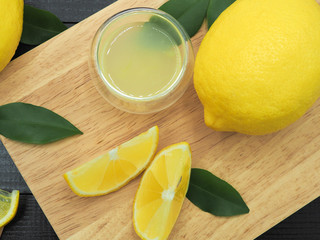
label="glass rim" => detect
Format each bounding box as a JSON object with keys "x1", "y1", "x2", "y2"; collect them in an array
[{"x1": 92, "y1": 7, "x2": 190, "y2": 102}]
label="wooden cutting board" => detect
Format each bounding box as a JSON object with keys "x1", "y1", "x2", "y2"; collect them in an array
[{"x1": 1, "y1": 0, "x2": 320, "y2": 239}]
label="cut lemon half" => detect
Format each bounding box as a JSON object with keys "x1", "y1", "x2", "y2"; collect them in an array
[
  {"x1": 0, "y1": 189, "x2": 19, "y2": 227},
  {"x1": 133, "y1": 142, "x2": 192, "y2": 240},
  {"x1": 64, "y1": 126, "x2": 159, "y2": 197}
]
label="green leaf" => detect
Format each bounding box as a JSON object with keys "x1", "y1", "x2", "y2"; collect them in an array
[
  {"x1": 160, "y1": 0, "x2": 199, "y2": 18},
  {"x1": 187, "y1": 168, "x2": 250, "y2": 216},
  {"x1": 0, "y1": 103, "x2": 82, "y2": 144},
  {"x1": 207, "y1": 0, "x2": 235, "y2": 29},
  {"x1": 159, "y1": 0, "x2": 210, "y2": 38},
  {"x1": 21, "y1": 5, "x2": 67, "y2": 45}
]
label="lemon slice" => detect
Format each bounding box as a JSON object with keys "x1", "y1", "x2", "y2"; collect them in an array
[
  {"x1": 133, "y1": 142, "x2": 192, "y2": 240},
  {"x1": 64, "y1": 126, "x2": 159, "y2": 197},
  {"x1": 0, "y1": 189, "x2": 19, "y2": 228}
]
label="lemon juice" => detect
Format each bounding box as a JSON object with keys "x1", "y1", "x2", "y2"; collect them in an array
[{"x1": 98, "y1": 22, "x2": 182, "y2": 98}]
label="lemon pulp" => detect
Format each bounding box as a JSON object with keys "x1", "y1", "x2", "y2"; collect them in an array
[
  {"x1": 64, "y1": 126, "x2": 159, "y2": 197},
  {"x1": 133, "y1": 142, "x2": 192, "y2": 240},
  {"x1": 0, "y1": 189, "x2": 19, "y2": 227}
]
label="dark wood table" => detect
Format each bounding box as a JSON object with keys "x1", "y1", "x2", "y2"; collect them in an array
[{"x1": 0, "y1": 0, "x2": 319, "y2": 239}]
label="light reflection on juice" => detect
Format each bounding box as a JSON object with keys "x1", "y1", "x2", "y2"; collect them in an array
[{"x1": 99, "y1": 22, "x2": 182, "y2": 98}]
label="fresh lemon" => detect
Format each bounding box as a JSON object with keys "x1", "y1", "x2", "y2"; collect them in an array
[
  {"x1": 0, "y1": 0, "x2": 24, "y2": 72},
  {"x1": 0, "y1": 189, "x2": 19, "y2": 228},
  {"x1": 133, "y1": 142, "x2": 191, "y2": 240},
  {"x1": 64, "y1": 126, "x2": 159, "y2": 197},
  {"x1": 194, "y1": 0, "x2": 320, "y2": 135}
]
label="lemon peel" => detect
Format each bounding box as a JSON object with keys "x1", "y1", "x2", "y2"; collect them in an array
[
  {"x1": 64, "y1": 126, "x2": 159, "y2": 197},
  {"x1": 0, "y1": 0, "x2": 24, "y2": 72},
  {"x1": 133, "y1": 142, "x2": 191, "y2": 240},
  {"x1": 0, "y1": 189, "x2": 20, "y2": 228},
  {"x1": 194, "y1": 0, "x2": 320, "y2": 135}
]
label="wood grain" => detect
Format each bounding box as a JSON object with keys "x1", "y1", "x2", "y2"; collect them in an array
[{"x1": 0, "y1": 0, "x2": 320, "y2": 239}]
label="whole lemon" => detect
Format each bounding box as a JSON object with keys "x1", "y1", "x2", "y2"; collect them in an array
[
  {"x1": 0, "y1": 0, "x2": 24, "y2": 72},
  {"x1": 194, "y1": 0, "x2": 320, "y2": 135}
]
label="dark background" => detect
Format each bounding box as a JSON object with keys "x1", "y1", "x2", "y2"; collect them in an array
[{"x1": 0, "y1": 0, "x2": 319, "y2": 239}]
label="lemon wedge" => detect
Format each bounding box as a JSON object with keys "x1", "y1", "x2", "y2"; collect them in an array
[
  {"x1": 0, "y1": 189, "x2": 19, "y2": 228},
  {"x1": 64, "y1": 126, "x2": 159, "y2": 197},
  {"x1": 133, "y1": 142, "x2": 191, "y2": 240}
]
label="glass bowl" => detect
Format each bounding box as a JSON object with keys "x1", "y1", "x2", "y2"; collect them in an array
[{"x1": 89, "y1": 7, "x2": 194, "y2": 114}]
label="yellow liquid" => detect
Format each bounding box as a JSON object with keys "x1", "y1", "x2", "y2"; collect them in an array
[{"x1": 99, "y1": 22, "x2": 182, "y2": 98}]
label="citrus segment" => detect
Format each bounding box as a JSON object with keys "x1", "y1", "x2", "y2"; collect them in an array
[
  {"x1": 64, "y1": 126, "x2": 159, "y2": 197},
  {"x1": 133, "y1": 142, "x2": 191, "y2": 240},
  {"x1": 0, "y1": 189, "x2": 19, "y2": 228}
]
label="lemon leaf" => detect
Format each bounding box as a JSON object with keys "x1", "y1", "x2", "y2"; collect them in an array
[
  {"x1": 21, "y1": 5, "x2": 67, "y2": 45},
  {"x1": 159, "y1": 0, "x2": 210, "y2": 37},
  {"x1": 0, "y1": 102, "x2": 82, "y2": 144},
  {"x1": 207, "y1": 0, "x2": 235, "y2": 29},
  {"x1": 187, "y1": 168, "x2": 250, "y2": 216},
  {"x1": 160, "y1": 0, "x2": 199, "y2": 18}
]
